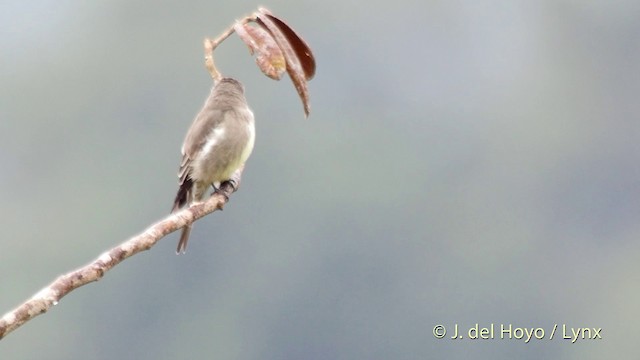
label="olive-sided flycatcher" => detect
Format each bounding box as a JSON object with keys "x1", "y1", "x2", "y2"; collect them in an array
[{"x1": 171, "y1": 77, "x2": 255, "y2": 253}]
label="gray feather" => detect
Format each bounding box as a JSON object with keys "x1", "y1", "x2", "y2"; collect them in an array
[{"x1": 172, "y1": 77, "x2": 255, "y2": 253}]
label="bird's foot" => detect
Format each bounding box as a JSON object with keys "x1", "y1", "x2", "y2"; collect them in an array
[
  {"x1": 227, "y1": 166, "x2": 243, "y2": 193},
  {"x1": 212, "y1": 186, "x2": 230, "y2": 203},
  {"x1": 225, "y1": 178, "x2": 239, "y2": 192}
]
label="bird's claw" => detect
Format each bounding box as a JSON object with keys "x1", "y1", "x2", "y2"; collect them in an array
[{"x1": 212, "y1": 187, "x2": 230, "y2": 203}]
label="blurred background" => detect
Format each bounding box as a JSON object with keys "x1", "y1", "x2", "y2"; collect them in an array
[{"x1": 1, "y1": 1, "x2": 639, "y2": 359}]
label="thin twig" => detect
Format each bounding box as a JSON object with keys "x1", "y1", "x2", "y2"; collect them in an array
[{"x1": 204, "y1": 14, "x2": 257, "y2": 80}]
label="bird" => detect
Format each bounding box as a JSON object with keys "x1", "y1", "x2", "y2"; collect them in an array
[{"x1": 171, "y1": 77, "x2": 255, "y2": 254}]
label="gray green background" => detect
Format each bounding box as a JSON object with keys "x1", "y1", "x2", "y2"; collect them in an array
[{"x1": 1, "y1": 1, "x2": 639, "y2": 359}]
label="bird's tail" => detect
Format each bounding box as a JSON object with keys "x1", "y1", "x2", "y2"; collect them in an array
[
  {"x1": 176, "y1": 225, "x2": 192, "y2": 254},
  {"x1": 172, "y1": 177, "x2": 194, "y2": 254},
  {"x1": 172, "y1": 177, "x2": 193, "y2": 213}
]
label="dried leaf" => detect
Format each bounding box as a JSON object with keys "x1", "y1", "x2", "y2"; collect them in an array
[
  {"x1": 256, "y1": 9, "x2": 316, "y2": 116},
  {"x1": 233, "y1": 22, "x2": 257, "y2": 55},
  {"x1": 258, "y1": 8, "x2": 315, "y2": 80},
  {"x1": 234, "y1": 22, "x2": 286, "y2": 80}
]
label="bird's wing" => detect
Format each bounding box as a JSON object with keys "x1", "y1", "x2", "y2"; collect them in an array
[
  {"x1": 182, "y1": 108, "x2": 226, "y2": 158},
  {"x1": 178, "y1": 108, "x2": 226, "y2": 180}
]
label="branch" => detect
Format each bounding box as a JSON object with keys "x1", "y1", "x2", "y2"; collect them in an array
[
  {"x1": 204, "y1": 14, "x2": 256, "y2": 81},
  {"x1": 0, "y1": 167, "x2": 244, "y2": 340}
]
